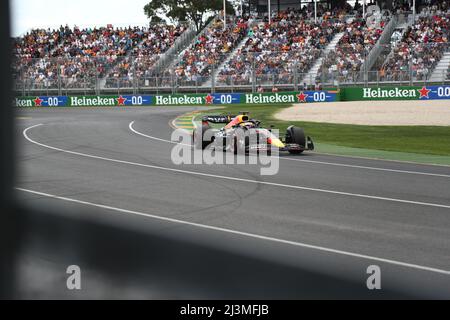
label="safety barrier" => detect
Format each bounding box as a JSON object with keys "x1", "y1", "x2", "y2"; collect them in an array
[
  {"x1": 15, "y1": 90, "x2": 340, "y2": 107},
  {"x1": 15, "y1": 85, "x2": 450, "y2": 107},
  {"x1": 342, "y1": 85, "x2": 450, "y2": 101}
]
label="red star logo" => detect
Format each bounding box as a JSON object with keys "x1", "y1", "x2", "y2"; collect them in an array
[
  {"x1": 296, "y1": 92, "x2": 308, "y2": 102},
  {"x1": 205, "y1": 94, "x2": 214, "y2": 104},
  {"x1": 418, "y1": 86, "x2": 431, "y2": 99},
  {"x1": 116, "y1": 95, "x2": 127, "y2": 105},
  {"x1": 33, "y1": 97, "x2": 43, "y2": 106}
]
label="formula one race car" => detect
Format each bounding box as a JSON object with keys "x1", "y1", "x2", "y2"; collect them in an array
[{"x1": 192, "y1": 112, "x2": 314, "y2": 154}]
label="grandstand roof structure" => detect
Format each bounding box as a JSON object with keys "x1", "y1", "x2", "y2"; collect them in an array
[{"x1": 248, "y1": 0, "x2": 423, "y2": 13}]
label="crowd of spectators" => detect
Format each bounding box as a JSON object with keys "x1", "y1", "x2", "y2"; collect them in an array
[
  {"x1": 418, "y1": 0, "x2": 449, "y2": 15},
  {"x1": 317, "y1": 16, "x2": 387, "y2": 83},
  {"x1": 13, "y1": 27, "x2": 65, "y2": 83},
  {"x1": 381, "y1": 12, "x2": 450, "y2": 81},
  {"x1": 14, "y1": 24, "x2": 186, "y2": 89},
  {"x1": 170, "y1": 17, "x2": 249, "y2": 85},
  {"x1": 217, "y1": 8, "x2": 347, "y2": 85},
  {"x1": 105, "y1": 24, "x2": 186, "y2": 88},
  {"x1": 16, "y1": 1, "x2": 450, "y2": 91}
]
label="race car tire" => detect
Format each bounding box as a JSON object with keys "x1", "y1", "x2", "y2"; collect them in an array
[
  {"x1": 193, "y1": 124, "x2": 213, "y2": 149},
  {"x1": 286, "y1": 125, "x2": 306, "y2": 154}
]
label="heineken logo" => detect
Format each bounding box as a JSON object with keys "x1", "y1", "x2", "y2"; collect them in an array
[
  {"x1": 363, "y1": 87, "x2": 418, "y2": 99},
  {"x1": 34, "y1": 97, "x2": 43, "y2": 106},
  {"x1": 204, "y1": 94, "x2": 214, "y2": 104},
  {"x1": 116, "y1": 95, "x2": 127, "y2": 105},
  {"x1": 245, "y1": 93, "x2": 295, "y2": 104},
  {"x1": 15, "y1": 97, "x2": 46, "y2": 107},
  {"x1": 296, "y1": 92, "x2": 308, "y2": 102},
  {"x1": 156, "y1": 95, "x2": 204, "y2": 105},
  {"x1": 362, "y1": 87, "x2": 435, "y2": 99},
  {"x1": 71, "y1": 96, "x2": 116, "y2": 106},
  {"x1": 418, "y1": 86, "x2": 431, "y2": 99},
  {"x1": 15, "y1": 98, "x2": 33, "y2": 107}
]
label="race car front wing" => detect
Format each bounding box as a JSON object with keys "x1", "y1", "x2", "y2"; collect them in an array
[{"x1": 280, "y1": 136, "x2": 314, "y2": 151}]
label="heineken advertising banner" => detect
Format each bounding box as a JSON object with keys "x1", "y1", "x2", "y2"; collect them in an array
[
  {"x1": 16, "y1": 96, "x2": 70, "y2": 107},
  {"x1": 14, "y1": 86, "x2": 450, "y2": 107},
  {"x1": 15, "y1": 95, "x2": 153, "y2": 107},
  {"x1": 15, "y1": 90, "x2": 339, "y2": 107},
  {"x1": 343, "y1": 85, "x2": 450, "y2": 101}
]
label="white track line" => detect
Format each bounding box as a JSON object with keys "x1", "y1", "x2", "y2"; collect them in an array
[
  {"x1": 129, "y1": 121, "x2": 450, "y2": 179},
  {"x1": 23, "y1": 123, "x2": 450, "y2": 209},
  {"x1": 130, "y1": 121, "x2": 189, "y2": 146},
  {"x1": 15, "y1": 187, "x2": 450, "y2": 276},
  {"x1": 282, "y1": 157, "x2": 450, "y2": 178},
  {"x1": 314, "y1": 150, "x2": 450, "y2": 168}
]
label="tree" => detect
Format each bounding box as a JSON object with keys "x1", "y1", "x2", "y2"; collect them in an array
[{"x1": 144, "y1": 0, "x2": 235, "y2": 32}]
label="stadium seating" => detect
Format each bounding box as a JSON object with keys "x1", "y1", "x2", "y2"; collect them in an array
[
  {"x1": 316, "y1": 17, "x2": 388, "y2": 83},
  {"x1": 105, "y1": 24, "x2": 187, "y2": 88},
  {"x1": 13, "y1": 27, "x2": 66, "y2": 86},
  {"x1": 381, "y1": 11, "x2": 450, "y2": 81},
  {"x1": 170, "y1": 17, "x2": 249, "y2": 86},
  {"x1": 217, "y1": 9, "x2": 347, "y2": 86},
  {"x1": 14, "y1": 24, "x2": 186, "y2": 89},
  {"x1": 13, "y1": 0, "x2": 450, "y2": 91}
]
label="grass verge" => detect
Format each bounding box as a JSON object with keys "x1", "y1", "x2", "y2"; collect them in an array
[{"x1": 190, "y1": 103, "x2": 450, "y2": 163}]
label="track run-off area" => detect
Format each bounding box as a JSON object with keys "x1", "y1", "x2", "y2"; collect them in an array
[{"x1": 15, "y1": 107, "x2": 450, "y2": 298}]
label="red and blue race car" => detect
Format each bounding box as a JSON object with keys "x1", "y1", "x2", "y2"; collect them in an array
[{"x1": 193, "y1": 112, "x2": 314, "y2": 154}]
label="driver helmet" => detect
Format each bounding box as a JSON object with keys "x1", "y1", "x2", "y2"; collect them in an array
[{"x1": 239, "y1": 121, "x2": 255, "y2": 128}]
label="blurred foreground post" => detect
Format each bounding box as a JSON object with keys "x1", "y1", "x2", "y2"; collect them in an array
[
  {"x1": 223, "y1": 0, "x2": 227, "y2": 30},
  {"x1": 363, "y1": 0, "x2": 366, "y2": 18},
  {"x1": 0, "y1": 0, "x2": 15, "y2": 299},
  {"x1": 314, "y1": 0, "x2": 317, "y2": 23}
]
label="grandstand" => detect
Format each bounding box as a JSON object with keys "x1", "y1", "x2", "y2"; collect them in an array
[
  {"x1": 13, "y1": 0, "x2": 450, "y2": 95},
  {"x1": 381, "y1": 10, "x2": 450, "y2": 82},
  {"x1": 216, "y1": 7, "x2": 347, "y2": 87}
]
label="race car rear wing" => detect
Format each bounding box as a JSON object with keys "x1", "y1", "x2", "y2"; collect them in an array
[
  {"x1": 201, "y1": 115, "x2": 236, "y2": 124},
  {"x1": 201, "y1": 113, "x2": 252, "y2": 124}
]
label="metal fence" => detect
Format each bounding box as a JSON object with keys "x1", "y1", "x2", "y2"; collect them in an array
[{"x1": 13, "y1": 42, "x2": 450, "y2": 95}]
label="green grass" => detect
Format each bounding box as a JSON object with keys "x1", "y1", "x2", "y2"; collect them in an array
[{"x1": 194, "y1": 103, "x2": 450, "y2": 158}]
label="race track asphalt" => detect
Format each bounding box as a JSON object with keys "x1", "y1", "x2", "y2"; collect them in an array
[{"x1": 14, "y1": 107, "x2": 450, "y2": 298}]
